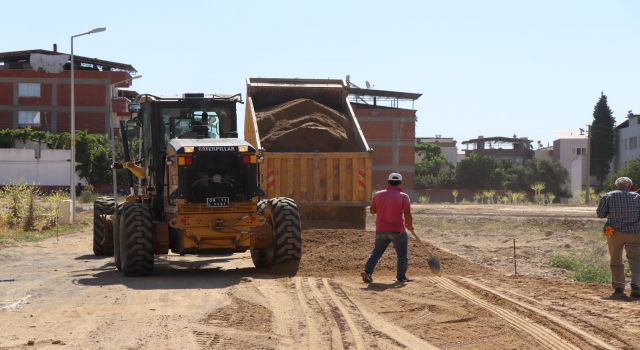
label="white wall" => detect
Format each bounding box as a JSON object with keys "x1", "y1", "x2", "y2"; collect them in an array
[
  {"x1": 0, "y1": 148, "x2": 71, "y2": 186},
  {"x1": 570, "y1": 156, "x2": 587, "y2": 199},
  {"x1": 553, "y1": 137, "x2": 588, "y2": 192},
  {"x1": 615, "y1": 115, "x2": 640, "y2": 171}
]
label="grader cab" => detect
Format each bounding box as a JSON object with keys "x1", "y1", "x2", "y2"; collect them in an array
[{"x1": 92, "y1": 93, "x2": 301, "y2": 276}]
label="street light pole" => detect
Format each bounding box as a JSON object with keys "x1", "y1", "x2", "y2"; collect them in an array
[
  {"x1": 69, "y1": 27, "x2": 106, "y2": 224},
  {"x1": 585, "y1": 124, "x2": 592, "y2": 205}
]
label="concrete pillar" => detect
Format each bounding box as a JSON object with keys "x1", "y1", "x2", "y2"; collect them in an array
[{"x1": 58, "y1": 199, "x2": 72, "y2": 225}]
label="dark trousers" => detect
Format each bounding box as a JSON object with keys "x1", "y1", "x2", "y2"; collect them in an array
[{"x1": 364, "y1": 232, "x2": 408, "y2": 280}]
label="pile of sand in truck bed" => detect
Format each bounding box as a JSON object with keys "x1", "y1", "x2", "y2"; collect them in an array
[{"x1": 256, "y1": 98, "x2": 359, "y2": 152}]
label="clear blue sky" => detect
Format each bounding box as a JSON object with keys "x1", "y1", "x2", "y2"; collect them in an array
[{"x1": 3, "y1": 0, "x2": 639, "y2": 147}]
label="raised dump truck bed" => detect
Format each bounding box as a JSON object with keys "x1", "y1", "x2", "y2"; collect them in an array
[{"x1": 245, "y1": 77, "x2": 372, "y2": 228}]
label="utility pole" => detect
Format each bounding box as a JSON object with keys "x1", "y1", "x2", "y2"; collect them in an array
[{"x1": 585, "y1": 124, "x2": 591, "y2": 205}]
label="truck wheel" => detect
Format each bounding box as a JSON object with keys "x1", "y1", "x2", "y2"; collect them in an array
[
  {"x1": 270, "y1": 197, "x2": 302, "y2": 264},
  {"x1": 93, "y1": 197, "x2": 115, "y2": 256},
  {"x1": 119, "y1": 202, "x2": 154, "y2": 276}
]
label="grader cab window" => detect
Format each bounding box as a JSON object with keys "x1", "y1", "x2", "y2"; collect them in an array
[{"x1": 161, "y1": 108, "x2": 230, "y2": 142}]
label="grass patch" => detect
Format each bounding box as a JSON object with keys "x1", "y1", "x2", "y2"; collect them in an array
[
  {"x1": 0, "y1": 212, "x2": 91, "y2": 246},
  {"x1": 550, "y1": 251, "x2": 611, "y2": 284}
]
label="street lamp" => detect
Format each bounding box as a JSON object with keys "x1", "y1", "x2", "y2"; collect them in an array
[
  {"x1": 585, "y1": 124, "x2": 592, "y2": 205},
  {"x1": 108, "y1": 75, "x2": 142, "y2": 221},
  {"x1": 70, "y1": 27, "x2": 106, "y2": 224}
]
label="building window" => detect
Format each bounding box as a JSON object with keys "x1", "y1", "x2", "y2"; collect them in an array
[
  {"x1": 18, "y1": 83, "x2": 41, "y2": 97},
  {"x1": 18, "y1": 111, "x2": 40, "y2": 126},
  {"x1": 577, "y1": 148, "x2": 581, "y2": 155},
  {"x1": 630, "y1": 136, "x2": 638, "y2": 150}
]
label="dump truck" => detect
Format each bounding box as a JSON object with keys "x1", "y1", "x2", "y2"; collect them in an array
[
  {"x1": 245, "y1": 78, "x2": 372, "y2": 228},
  {"x1": 92, "y1": 93, "x2": 301, "y2": 276}
]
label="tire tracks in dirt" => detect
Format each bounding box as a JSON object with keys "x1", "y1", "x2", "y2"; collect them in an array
[
  {"x1": 302, "y1": 277, "x2": 439, "y2": 349},
  {"x1": 460, "y1": 277, "x2": 629, "y2": 350},
  {"x1": 430, "y1": 277, "x2": 581, "y2": 350}
]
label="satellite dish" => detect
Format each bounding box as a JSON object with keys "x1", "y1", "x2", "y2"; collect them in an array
[{"x1": 365, "y1": 81, "x2": 371, "y2": 88}]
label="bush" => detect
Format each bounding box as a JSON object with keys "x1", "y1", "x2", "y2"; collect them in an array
[
  {"x1": 42, "y1": 190, "x2": 68, "y2": 229},
  {"x1": 0, "y1": 184, "x2": 69, "y2": 233},
  {"x1": 79, "y1": 191, "x2": 96, "y2": 204},
  {"x1": 0, "y1": 183, "x2": 40, "y2": 227},
  {"x1": 418, "y1": 195, "x2": 430, "y2": 204},
  {"x1": 550, "y1": 251, "x2": 611, "y2": 284},
  {"x1": 574, "y1": 189, "x2": 605, "y2": 204}
]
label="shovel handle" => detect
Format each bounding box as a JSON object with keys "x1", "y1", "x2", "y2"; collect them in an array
[{"x1": 408, "y1": 229, "x2": 434, "y2": 258}]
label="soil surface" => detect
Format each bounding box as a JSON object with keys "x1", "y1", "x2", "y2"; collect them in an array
[
  {"x1": 256, "y1": 98, "x2": 357, "y2": 152},
  {"x1": 1, "y1": 204, "x2": 639, "y2": 349}
]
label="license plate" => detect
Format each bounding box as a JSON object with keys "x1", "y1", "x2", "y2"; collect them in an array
[{"x1": 206, "y1": 197, "x2": 229, "y2": 207}]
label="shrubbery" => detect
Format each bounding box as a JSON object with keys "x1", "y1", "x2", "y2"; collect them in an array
[{"x1": 0, "y1": 183, "x2": 69, "y2": 233}]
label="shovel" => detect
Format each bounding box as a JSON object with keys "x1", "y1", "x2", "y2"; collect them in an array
[{"x1": 409, "y1": 229, "x2": 441, "y2": 274}]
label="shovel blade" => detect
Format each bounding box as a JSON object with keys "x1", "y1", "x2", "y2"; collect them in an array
[{"x1": 428, "y1": 255, "x2": 441, "y2": 274}]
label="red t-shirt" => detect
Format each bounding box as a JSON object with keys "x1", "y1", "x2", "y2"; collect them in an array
[{"x1": 372, "y1": 186, "x2": 411, "y2": 233}]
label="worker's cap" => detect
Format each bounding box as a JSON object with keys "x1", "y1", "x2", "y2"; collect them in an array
[
  {"x1": 388, "y1": 173, "x2": 403, "y2": 181},
  {"x1": 615, "y1": 177, "x2": 632, "y2": 188}
]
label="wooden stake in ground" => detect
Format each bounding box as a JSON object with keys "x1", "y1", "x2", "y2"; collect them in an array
[{"x1": 513, "y1": 239, "x2": 517, "y2": 275}]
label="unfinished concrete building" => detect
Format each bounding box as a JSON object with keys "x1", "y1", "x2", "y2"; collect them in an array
[
  {"x1": 0, "y1": 47, "x2": 137, "y2": 134},
  {"x1": 461, "y1": 136, "x2": 534, "y2": 165},
  {"x1": 348, "y1": 82, "x2": 421, "y2": 194}
]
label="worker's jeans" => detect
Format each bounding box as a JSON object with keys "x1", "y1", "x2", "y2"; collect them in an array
[
  {"x1": 607, "y1": 231, "x2": 640, "y2": 292},
  {"x1": 364, "y1": 232, "x2": 408, "y2": 280}
]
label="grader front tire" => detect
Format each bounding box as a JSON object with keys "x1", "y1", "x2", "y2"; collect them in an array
[
  {"x1": 271, "y1": 197, "x2": 302, "y2": 264},
  {"x1": 119, "y1": 202, "x2": 154, "y2": 277},
  {"x1": 251, "y1": 197, "x2": 301, "y2": 269}
]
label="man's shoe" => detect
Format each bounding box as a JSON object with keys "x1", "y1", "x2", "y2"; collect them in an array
[
  {"x1": 361, "y1": 271, "x2": 372, "y2": 283},
  {"x1": 396, "y1": 276, "x2": 413, "y2": 283},
  {"x1": 610, "y1": 288, "x2": 626, "y2": 300}
]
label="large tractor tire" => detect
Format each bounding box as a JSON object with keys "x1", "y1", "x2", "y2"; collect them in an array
[
  {"x1": 119, "y1": 202, "x2": 154, "y2": 277},
  {"x1": 93, "y1": 197, "x2": 115, "y2": 256},
  {"x1": 251, "y1": 198, "x2": 301, "y2": 268}
]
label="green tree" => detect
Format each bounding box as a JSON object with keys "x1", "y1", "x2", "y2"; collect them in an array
[
  {"x1": 415, "y1": 143, "x2": 452, "y2": 189},
  {"x1": 455, "y1": 153, "x2": 498, "y2": 190},
  {"x1": 604, "y1": 158, "x2": 640, "y2": 190},
  {"x1": 590, "y1": 92, "x2": 615, "y2": 186}
]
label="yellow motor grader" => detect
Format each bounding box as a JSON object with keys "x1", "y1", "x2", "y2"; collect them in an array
[{"x1": 92, "y1": 93, "x2": 301, "y2": 276}]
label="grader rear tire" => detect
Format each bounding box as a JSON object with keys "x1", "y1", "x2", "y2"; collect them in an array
[
  {"x1": 119, "y1": 202, "x2": 154, "y2": 277},
  {"x1": 93, "y1": 197, "x2": 115, "y2": 256}
]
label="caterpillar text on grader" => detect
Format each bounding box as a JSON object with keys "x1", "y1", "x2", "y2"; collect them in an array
[{"x1": 92, "y1": 93, "x2": 301, "y2": 276}]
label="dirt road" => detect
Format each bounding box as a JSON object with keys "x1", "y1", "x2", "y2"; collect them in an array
[{"x1": 1, "y1": 205, "x2": 639, "y2": 349}]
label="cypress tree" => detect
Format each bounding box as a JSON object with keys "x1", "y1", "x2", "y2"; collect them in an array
[{"x1": 590, "y1": 92, "x2": 615, "y2": 185}]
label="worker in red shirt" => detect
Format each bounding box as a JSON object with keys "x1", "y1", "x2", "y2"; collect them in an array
[{"x1": 362, "y1": 172, "x2": 413, "y2": 283}]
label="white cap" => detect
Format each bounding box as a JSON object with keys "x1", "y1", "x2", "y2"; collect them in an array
[{"x1": 388, "y1": 172, "x2": 402, "y2": 181}]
